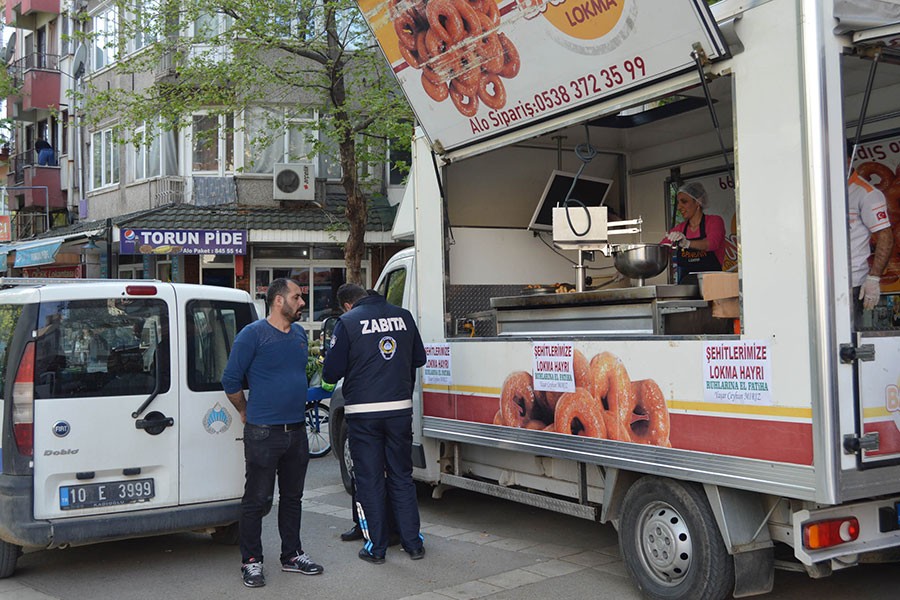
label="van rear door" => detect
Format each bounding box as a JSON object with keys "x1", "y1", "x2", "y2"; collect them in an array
[
  {"x1": 31, "y1": 283, "x2": 179, "y2": 519},
  {"x1": 176, "y1": 287, "x2": 255, "y2": 504}
]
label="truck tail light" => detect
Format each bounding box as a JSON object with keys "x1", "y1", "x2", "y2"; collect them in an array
[
  {"x1": 126, "y1": 285, "x2": 157, "y2": 296},
  {"x1": 12, "y1": 342, "x2": 35, "y2": 457},
  {"x1": 802, "y1": 517, "x2": 860, "y2": 550}
]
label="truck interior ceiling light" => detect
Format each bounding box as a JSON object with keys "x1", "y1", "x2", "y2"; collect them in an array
[{"x1": 802, "y1": 518, "x2": 860, "y2": 550}]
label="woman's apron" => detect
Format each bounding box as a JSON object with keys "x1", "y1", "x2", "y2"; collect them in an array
[{"x1": 676, "y1": 214, "x2": 721, "y2": 285}]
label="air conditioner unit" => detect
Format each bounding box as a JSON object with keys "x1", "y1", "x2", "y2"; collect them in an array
[{"x1": 274, "y1": 162, "x2": 315, "y2": 201}]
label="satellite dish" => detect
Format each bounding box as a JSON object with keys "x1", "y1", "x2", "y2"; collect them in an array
[
  {"x1": 72, "y1": 43, "x2": 86, "y2": 80},
  {"x1": 2, "y1": 32, "x2": 16, "y2": 64}
]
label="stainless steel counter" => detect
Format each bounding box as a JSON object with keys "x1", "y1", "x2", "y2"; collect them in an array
[
  {"x1": 490, "y1": 285, "x2": 729, "y2": 336},
  {"x1": 489, "y1": 284, "x2": 700, "y2": 309}
]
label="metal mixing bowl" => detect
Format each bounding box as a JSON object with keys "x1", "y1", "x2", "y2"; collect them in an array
[{"x1": 612, "y1": 243, "x2": 670, "y2": 279}]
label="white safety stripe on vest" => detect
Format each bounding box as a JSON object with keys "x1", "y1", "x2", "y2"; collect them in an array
[{"x1": 344, "y1": 399, "x2": 413, "y2": 414}]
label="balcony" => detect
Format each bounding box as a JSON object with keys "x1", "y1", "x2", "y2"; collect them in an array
[
  {"x1": 6, "y1": 150, "x2": 65, "y2": 212},
  {"x1": 7, "y1": 53, "x2": 61, "y2": 117},
  {"x1": 5, "y1": 0, "x2": 60, "y2": 29}
]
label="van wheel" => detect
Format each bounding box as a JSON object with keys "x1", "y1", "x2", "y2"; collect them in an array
[
  {"x1": 0, "y1": 540, "x2": 20, "y2": 578},
  {"x1": 211, "y1": 523, "x2": 240, "y2": 545},
  {"x1": 338, "y1": 420, "x2": 353, "y2": 494},
  {"x1": 619, "y1": 476, "x2": 734, "y2": 600}
]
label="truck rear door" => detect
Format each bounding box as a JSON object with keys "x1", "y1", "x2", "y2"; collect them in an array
[
  {"x1": 32, "y1": 283, "x2": 179, "y2": 519},
  {"x1": 176, "y1": 288, "x2": 255, "y2": 504},
  {"x1": 855, "y1": 333, "x2": 900, "y2": 465}
]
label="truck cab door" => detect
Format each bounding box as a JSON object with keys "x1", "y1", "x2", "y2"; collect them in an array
[
  {"x1": 32, "y1": 284, "x2": 179, "y2": 519},
  {"x1": 177, "y1": 291, "x2": 255, "y2": 504}
]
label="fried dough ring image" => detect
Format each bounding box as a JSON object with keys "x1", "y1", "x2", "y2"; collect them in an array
[
  {"x1": 554, "y1": 388, "x2": 607, "y2": 438},
  {"x1": 627, "y1": 380, "x2": 671, "y2": 447},
  {"x1": 499, "y1": 371, "x2": 537, "y2": 427},
  {"x1": 588, "y1": 352, "x2": 635, "y2": 441},
  {"x1": 856, "y1": 161, "x2": 894, "y2": 192}
]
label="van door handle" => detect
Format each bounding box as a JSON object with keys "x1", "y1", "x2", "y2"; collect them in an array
[{"x1": 135, "y1": 411, "x2": 174, "y2": 435}]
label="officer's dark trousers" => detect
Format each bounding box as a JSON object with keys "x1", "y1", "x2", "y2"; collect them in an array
[
  {"x1": 348, "y1": 413, "x2": 422, "y2": 556},
  {"x1": 239, "y1": 423, "x2": 310, "y2": 564}
]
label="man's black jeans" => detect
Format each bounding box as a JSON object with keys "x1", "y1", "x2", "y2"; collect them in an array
[{"x1": 239, "y1": 423, "x2": 310, "y2": 564}]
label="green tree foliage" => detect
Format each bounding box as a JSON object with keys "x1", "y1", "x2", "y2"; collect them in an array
[{"x1": 76, "y1": 0, "x2": 414, "y2": 283}]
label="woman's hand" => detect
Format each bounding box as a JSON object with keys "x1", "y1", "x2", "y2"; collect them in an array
[{"x1": 665, "y1": 231, "x2": 685, "y2": 245}]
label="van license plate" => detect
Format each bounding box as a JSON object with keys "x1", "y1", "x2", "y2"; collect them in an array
[{"x1": 59, "y1": 479, "x2": 155, "y2": 510}]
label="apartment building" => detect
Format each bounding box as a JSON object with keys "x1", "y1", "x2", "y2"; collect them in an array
[{"x1": 2, "y1": 0, "x2": 410, "y2": 326}]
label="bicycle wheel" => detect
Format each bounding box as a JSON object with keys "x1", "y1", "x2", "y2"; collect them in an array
[{"x1": 305, "y1": 402, "x2": 331, "y2": 458}]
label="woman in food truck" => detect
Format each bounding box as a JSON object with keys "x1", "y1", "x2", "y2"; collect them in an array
[{"x1": 662, "y1": 182, "x2": 726, "y2": 285}]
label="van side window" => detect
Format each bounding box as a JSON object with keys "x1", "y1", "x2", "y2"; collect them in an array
[
  {"x1": 34, "y1": 299, "x2": 170, "y2": 399},
  {"x1": 0, "y1": 304, "x2": 24, "y2": 399},
  {"x1": 186, "y1": 300, "x2": 254, "y2": 392},
  {"x1": 379, "y1": 268, "x2": 407, "y2": 307}
]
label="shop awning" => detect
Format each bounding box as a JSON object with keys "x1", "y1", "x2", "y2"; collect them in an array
[
  {"x1": 11, "y1": 230, "x2": 105, "y2": 269},
  {"x1": 14, "y1": 240, "x2": 63, "y2": 268}
]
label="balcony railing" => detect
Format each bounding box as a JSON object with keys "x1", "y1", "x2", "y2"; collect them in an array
[
  {"x1": 8, "y1": 52, "x2": 60, "y2": 87},
  {"x1": 9, "y1": 150, "x2": 33, "y2": 184},
  {"x1": 155, "y1": 176, "x2": 185, "y2": 206}
]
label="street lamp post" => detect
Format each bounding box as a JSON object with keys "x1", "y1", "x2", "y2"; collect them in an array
[{"x1": 0, "y1": 185, "x2": 51, "y2": 233}]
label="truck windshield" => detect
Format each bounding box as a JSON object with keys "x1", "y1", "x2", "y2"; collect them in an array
[
  {"x1": 0, "y1": 304, "x2": 24, "y2": 400},
  {"x1": 34, "y1": 299, "x2": 170, "y2": 399}
]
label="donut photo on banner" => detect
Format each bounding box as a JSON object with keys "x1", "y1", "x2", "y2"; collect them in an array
[
  {"x1": 389, "y1": 0, "x2": 521, "y2": 116},
  {"x1": 493, "y1": 350, "x2": 672, "y2": 447}
]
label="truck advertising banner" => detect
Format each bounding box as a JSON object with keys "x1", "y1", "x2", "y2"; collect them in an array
[{"x1": 356, "y1": 0, "x2": 727, "y2": 151}]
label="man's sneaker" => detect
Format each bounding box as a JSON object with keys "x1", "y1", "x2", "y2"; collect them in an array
[
  {"x1": 281, "y1": 551, "x2": 324, "y2": 575},
  {"x1": 241, "y1": 559, "x2": 265, "y2": 588}
]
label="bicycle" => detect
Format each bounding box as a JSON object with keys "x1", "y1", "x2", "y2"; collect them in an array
[{"x1": 305, "y1": 386, "x2": 332, "y2": 458}]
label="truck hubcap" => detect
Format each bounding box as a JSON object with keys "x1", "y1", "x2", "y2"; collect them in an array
[{"x1": 636, "y1": 501, "x2": 692, "y2": 586}]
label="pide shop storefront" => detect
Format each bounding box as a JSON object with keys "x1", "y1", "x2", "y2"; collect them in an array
[{"x1": 119, "y1": 227, "x2": 248, "y2": 290}]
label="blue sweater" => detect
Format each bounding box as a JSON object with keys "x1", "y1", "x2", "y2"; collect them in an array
[{"x1": 221, "y1": 319, "x2": 308, "y2": 425}]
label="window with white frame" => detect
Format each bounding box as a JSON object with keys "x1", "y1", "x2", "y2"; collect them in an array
[
  {"x1": 243, "y1": 107, "x2": 316, "y2": 174},
  {"x1": 92, "y1": 128, "x2": 120, "y2": 189},
  {"x1": 92, "y1": 6, "x2": 119, "y2": 71},
  {"x1": 192, "y1": 113, "x2": 234, "y2": 174},
  {"x1": 129, "y1": 121, "x2": 178, "y2": 181},
  {"x1": 318, "y1": 128, "x2": 342, "y2": 180},
  {"x1": 126, "y1": 0, "x2": 159, "y2": 54}
]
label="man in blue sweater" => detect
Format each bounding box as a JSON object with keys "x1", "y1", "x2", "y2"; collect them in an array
[
  {"x1": 222, "y1": 278, "x2": 324, "y2": 588},
  {"x1": 323, "y1": 283, "x2": 427, "y2": 564}
]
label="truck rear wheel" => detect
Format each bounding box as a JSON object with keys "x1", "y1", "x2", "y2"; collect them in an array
[
  {"x1": 619, "y1": 476, "x2": 733, "y2": 600},
  {"x1": 338, "y1": 419, "x2": 354, "y2": 494},
  {"x1": 0, "y1": 540, "x2": 20, "y2": 578}
]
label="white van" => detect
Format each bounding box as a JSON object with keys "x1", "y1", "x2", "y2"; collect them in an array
[{"x1": 0, "y1": 278, "x2": 257, "y2": 577}]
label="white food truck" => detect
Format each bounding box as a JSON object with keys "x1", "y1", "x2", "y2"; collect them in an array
[{"x1": 329, "y1": 0, "x2": 900, "y2": 598}]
